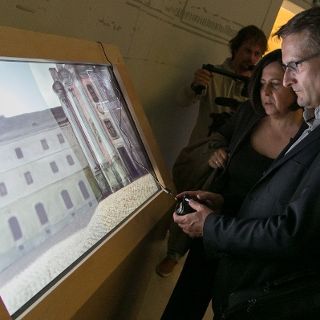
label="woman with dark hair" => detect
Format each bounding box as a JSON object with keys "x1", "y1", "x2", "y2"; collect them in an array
[
  {"x1": 161, "y1": 49, "x2": 304, "y2": 319},
  {"x1": 208, "y1": 49, "x2": 302, "y2": 212},
  {"x1": 158, "y1": 25, "x2": 268, "y2": 278}
]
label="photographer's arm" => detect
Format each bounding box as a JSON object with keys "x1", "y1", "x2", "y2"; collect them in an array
[{"x1": 176, "y1": 68, "x2": 211, "y2": 108}]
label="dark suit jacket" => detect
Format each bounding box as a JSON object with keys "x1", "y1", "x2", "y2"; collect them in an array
[{"x1": 204, "y1": 121, "x2": 320, "y2": 307}]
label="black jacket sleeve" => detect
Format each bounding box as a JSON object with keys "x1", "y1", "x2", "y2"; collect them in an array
[{"x1": 203, "y1": 151, "x2": 320, "y2": 260}]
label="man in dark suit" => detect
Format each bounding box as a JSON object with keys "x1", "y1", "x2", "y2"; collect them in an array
[{"x1": 173, "y1": 7, "x2": 320, "y2": 320}]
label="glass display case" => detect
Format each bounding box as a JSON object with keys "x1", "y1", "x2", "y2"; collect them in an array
[{"x1": 0, "y1": 27, "x2": 174, "y2": 319}]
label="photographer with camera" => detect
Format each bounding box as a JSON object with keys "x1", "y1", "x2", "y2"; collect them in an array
[
  {"x1": 178, "y1": 25, "x2": 268, "y2": 145},
  {"x1": 157, "y1": 25, "x2": 268, "y2": 278}
]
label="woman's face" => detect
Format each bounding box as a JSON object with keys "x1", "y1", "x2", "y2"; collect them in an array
[{"x1": 260, "y1": 61, "x2": 296, "y2": 117}]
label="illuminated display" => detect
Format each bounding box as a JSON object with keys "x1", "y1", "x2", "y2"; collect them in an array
[{"x1": 0, "y1": 59, "x2": 159, "y2": 316}]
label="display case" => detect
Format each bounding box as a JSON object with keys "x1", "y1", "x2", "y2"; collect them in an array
[{"x1": 0, "y1": 26, "x2": 175, "y2": 319}]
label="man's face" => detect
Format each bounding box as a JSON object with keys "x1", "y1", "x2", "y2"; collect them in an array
[
  {"x1": 232, "y1": 40, "x2": 263, "y2": 76},
  {"x1": 282, "y1": 31, "x2": 320, "y2": 108}
]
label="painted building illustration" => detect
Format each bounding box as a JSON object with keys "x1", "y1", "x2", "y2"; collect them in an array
[
  {"x1": 0, "y1": 109, "x2": 97, "y2": 272},
  {"x1": 0, "y1": 63, "x2": 152, "y2": 273},
  {"x1": 50, "y1": 63, "x2": 149, "y2": 195}
]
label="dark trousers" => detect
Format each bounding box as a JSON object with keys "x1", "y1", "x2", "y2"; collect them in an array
[{"x1": 161, "y1": 239, "x2": 217, "y2": 320}]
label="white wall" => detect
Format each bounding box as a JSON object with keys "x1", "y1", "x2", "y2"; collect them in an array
[{"x1": 0, "y1": 0, "x2": 313, "y2": 171}]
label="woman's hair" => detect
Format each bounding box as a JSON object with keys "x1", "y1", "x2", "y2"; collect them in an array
[
  {"x1": 229, "y1": 25, "x2": 268, "y2": 59},
  {"x1": 248, "y1": 49, "x2": 299, "y2": 114}
]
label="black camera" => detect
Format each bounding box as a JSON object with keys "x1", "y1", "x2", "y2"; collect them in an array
[
  {"x1": 191, "y1": 63, "x2": 250, "y2": 97},
  {"x1": 175, "y1": 195, "x2": 194, "y2": 216}
]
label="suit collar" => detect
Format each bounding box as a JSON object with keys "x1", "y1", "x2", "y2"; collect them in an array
[{"x1": 262, "y1": 124, "x2": 320, "y2": 178}]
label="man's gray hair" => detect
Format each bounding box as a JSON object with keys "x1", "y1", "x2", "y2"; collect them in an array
[{"x1": 275, "y1": 7, "x2": 320, "y2": 52}]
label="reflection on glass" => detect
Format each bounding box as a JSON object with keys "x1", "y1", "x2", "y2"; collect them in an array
[{"x1": 0, "y1": 60, "x2": 159, "y2": 315}]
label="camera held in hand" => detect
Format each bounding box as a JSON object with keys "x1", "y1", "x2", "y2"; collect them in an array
[
  {"x1": 175, "y1": 195, "x2": 194, "y2": 215},
  {"x1": 191, "y1": 63, "x2": 250, "y2": 97}
]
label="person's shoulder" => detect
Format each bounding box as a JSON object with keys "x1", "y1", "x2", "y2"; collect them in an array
[{"x1": 236, "y1": 100, "x2": 260, "y2": 119}]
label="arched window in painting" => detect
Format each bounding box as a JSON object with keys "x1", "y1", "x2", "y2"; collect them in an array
[
  {"x1": 104, "y1": 119, "x2": 118, "y2": 139},
  {"x1": 40, "y1": 139, "x2": 49, "y2": 150},
  {"x1": 24, "y1": 171, "x2": 33, "y2": 185},
  {"x1": 78, "y1": 180, "x2": 90, "y2": 200},
  {"x1": 66, "y1": 154, "x2": 75, "y2": 166},
  {"x1": 15, "y1": 147, "x2": 23, "y2": 159},
  {"x1": 86, "y1": 84, "x2": 99, "y2": 103},
  {"x1": 8, "y1": 217, "x2": 23, "y2": 241},
  {"x1": 50, "y1": 161, "x2": 59, "y2": 173},
  {"x1": 61, "y1": 190, "x2": 73, "y2": 209},
  {"x1": 35, "y1": 203, "x2": 49, "y2": 225},
  {"x1": 117, "y1": 146, "x2": 139, "y2": 179},
  {"x1": 57, "y1": 133, "x2": 65, "y2": 144},
  {"x1": 0, "y1": 182, "x2": 7, "y2": 196}
]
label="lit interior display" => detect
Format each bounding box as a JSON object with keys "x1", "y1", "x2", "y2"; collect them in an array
[{"x1": 0, "y1": 59, "x2": 160, "y2": 316}]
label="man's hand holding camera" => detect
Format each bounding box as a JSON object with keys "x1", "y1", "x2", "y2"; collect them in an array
[{"x1": 173, "y1": 191, "x2": 224, "y2": 238}]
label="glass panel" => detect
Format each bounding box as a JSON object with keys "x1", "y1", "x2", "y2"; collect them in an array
[{"x1": 0, "y1": 59, "x2": 159, "y2": 316}]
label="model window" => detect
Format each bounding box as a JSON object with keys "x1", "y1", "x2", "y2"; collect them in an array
[
  {"x1": 50, "y1": 161, "x2": 59, "y2": 173},
  {"x1": 41, "y1": 139, "x2": 49, "y2": 150},
  {"x1": 66, "y1": 155, "x2": 75, "y2": 166},
  {"x1": 24, "y1": 171, "x2": 33, "y2": 185},
  {"x1": 0, "y1": 182, "x2": 7, "y2": 196},
  {"x1": 86, "y1": 84, "x2": 99, "y2": 102},
  {"x1": 35, "y1": 203, "x2": 49, "y2": 225},
  {"x1": 79, "y1": 180, "x2": 90, "y2": 200},
  {"x1": 15, "y1": 147, "x2": 23, "y2": 159},
  {"x1": 8, "y1": 217, "x2": 23, "y2": 241},
  {"x1": 61, "y1": 190, "x2": 73, "y2": 209},
  {"x1": 117, "y1": 146, "x2": 139, "y2": 178},
  {"x1": 104, "y1": 119, "x2": 118, "y2": 139},
  {"x1": 0, "y1": 60, "x2": 160, "y2": 316},
  {"x1": 57, "y1": 133, "x2": 65, "y2": 144}
]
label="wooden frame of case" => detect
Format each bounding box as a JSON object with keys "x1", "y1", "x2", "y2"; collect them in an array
[{"x1": 0, "y1": 26, "x2": 175, "y2": 320}]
